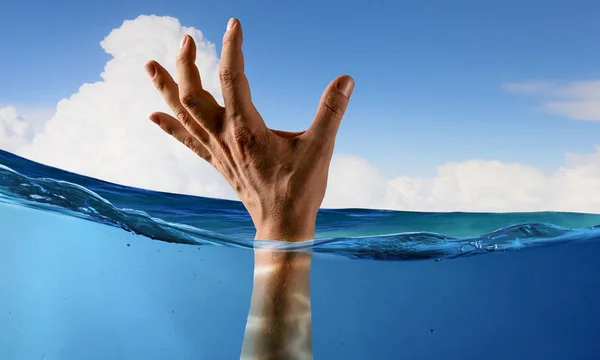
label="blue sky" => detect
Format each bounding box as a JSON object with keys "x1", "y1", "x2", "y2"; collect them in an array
[{"x1": 1, "y1": 0, "x2": 599, "y2": 179}]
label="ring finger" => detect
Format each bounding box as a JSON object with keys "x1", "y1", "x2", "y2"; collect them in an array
[{"x1": 149, "y1": 112, "x2": 212, "y2": 163}]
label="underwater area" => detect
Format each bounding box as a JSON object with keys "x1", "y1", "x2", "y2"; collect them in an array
[{"x1": 1, "y1": 148, "x2": 600, "y2": 360}]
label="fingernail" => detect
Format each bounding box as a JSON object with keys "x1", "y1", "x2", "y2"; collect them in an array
[
  {"x1": 180, "y1": 35, "x2": 188, "y2": 49},
  {"x1": 337, "y1": 76, "x2": 354, "y2": 98},
  {"x1": 227, "y1": 18, "x2": 236, "y2": 31},
  {"x1": 145, "y1": 62, "x2": 156, "y2": 78}
]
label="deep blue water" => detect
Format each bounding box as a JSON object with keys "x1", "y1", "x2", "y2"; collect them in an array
[{"x1": 1, "y1": 148, "x2": 600, "y2": 359}]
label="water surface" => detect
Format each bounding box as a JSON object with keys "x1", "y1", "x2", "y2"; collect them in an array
[{"x1": 1, "y1": 149, "x2": 599, "y2": 359}]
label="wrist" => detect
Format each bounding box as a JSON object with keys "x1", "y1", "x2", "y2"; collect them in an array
[{"x1": 254, "y1": 220, "x2": 316, "y2": 242}]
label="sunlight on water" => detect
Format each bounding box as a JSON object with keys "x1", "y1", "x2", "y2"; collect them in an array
[{"x1": 2, "y1": 149, "x2": 600, "y2": 359}]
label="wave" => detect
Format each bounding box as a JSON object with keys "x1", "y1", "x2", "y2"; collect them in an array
[{"x1": 1, "y1": 149, "x2": 600, "y2": 261}]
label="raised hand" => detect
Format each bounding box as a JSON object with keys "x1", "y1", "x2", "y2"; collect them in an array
[{"x1": 144, "y1": 18, "x2": 354, "y2": 242}]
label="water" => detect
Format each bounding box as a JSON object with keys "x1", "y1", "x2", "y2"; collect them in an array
[{"x1": 1, "y1": 148, "x2": 599, "y2": 359}]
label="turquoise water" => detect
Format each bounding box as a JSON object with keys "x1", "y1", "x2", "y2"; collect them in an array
[{"x1": 1, "y1": 148, "x2": 600, "y2": 359}]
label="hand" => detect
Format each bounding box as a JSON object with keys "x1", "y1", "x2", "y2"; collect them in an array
[{"x1": 144, "y1": 18, "x2": 354, "y2": 242}]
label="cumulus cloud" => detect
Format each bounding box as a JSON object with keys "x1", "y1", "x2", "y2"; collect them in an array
[
  {"x1": 1, "y1": 15, "x2": 233, "y2": 200},
  {"x1": 324, "y1": 153, "x2": 600, "y2": 213},
  {"x1": 504, "y1": 80, "x2": 600, "y2": 121},
  {"x1": 1, "y1": 15, "x2": 599, "y2": 214},
  {"x1": 0, "y1": 106, "x2": 32, "y2": 151}
]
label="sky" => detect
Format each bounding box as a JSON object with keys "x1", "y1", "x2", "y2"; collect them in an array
[{"x1": 1, "y1": 0, "x2": 600, "y2": 212}]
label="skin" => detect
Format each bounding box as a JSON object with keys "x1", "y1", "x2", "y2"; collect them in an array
[{"x1": 145, "y1": 18, "x2": 354, "y2": 360}]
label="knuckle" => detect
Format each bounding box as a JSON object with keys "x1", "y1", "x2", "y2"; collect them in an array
[
  {"x1": 232, "y1": 126, "x2": 257, "y2": 152},
  {"x1": 180, "y1": 92, "x2": 200, "y2": 109},
  {"x1": 222, "y1": 36, "x2": 234, "y2": 49},
  {"x1": 175, "y1": 109, "x2": 192, "y2": 127},
  {"x1": 219, "y1": 67, "x2": 239, "y2": 87},
  {"x1": 154, "y1": 78, "x2": 169, "y2": 94},
  {"x1": 175, "y1": 54, "x2": 188, "y2": 67},
  {"x1": 222, "y1": 34, "x2": 240, "y2": 50},
  {"x1": 232, "y1": 181, "x2": 243, "y2": 194},
  {"x1": 162, "y1": 124, "x2": 174, "y2": 136},
  {"x1": 182, "y1": 136, "x2": 195, "y2": 149},
  {"x1": 323, "y1": 94, "x2": 346, "y2": 120}
]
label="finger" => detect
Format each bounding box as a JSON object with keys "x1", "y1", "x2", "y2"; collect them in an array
[
  {"x1": 219, "y1": 18, "x2": 256, "y2": 123},
  {"x1": 306, "y1": 75, "x2": 354, "y2": 146},
  {"x1": 149, "y1": 112, "x2": 212, "y2": 163},
  {"x1": 145, "y1": 60, "x2": 211, "y2": 144},
  {"x1": 176, "y1": 35, "x2": 222, "y2": 133}
]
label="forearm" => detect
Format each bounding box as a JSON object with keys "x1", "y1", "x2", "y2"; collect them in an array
[{"x1": 240, "y1": 249, "x2": 313, "y2": 360}]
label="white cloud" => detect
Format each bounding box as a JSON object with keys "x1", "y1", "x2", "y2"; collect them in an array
[
  {"x1": 0, "y1": 106, "x2": 32, "y2": 151},
  {"x1": 504, "y1": 80, "x2": 600, "y2": 121},
  {"x1": 325, "y1": 155, "x2": 404, "y2": 209},
  {"x1": 0, "y1": 105, "x2": 55, "y2": 143},
  {"x1": 1, "y1": 15, "x2": 599, "y2": 214},
  {"x1": 324, "y1": 153, "x2": 600, "y2": 213},
  {"x1": 1, "y1": 15, "x2": 232, "y2": 200}
]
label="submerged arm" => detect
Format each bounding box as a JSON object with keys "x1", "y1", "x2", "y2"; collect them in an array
[{"x1": 240, "y1": 241, "x2": 313, "y2": 360}]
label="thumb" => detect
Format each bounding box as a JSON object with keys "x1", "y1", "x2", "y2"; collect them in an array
[{"x1": 307, "y1": 75, "x2": 354, "y2": 144}]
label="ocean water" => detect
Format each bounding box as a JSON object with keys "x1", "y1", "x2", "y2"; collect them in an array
[{"x1": 1, "y1": 148, "x2": 600, "y2": 360}]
